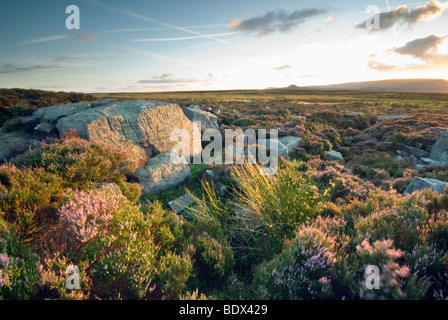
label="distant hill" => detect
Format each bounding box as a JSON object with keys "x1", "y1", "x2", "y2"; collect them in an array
[{"x1": 268, "y1": 79, "x2": 448, "y2": 93}]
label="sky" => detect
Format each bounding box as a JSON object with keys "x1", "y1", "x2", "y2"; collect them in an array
[{"x1": 0, "y1": 0, "x2": 447, "y2": 92}]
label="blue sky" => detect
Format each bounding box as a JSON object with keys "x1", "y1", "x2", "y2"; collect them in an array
[{"x1": 0, "y1": 0, "x2": 447, "y2": 92}]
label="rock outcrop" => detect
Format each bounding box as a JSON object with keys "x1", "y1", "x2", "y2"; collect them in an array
[
  {"x1": 278, "y1": 136, "x2": 303, "y2": 154},
  {"x1": 429, "y1": 131, "x2": 448, "y2": 163},
  {"x1": 132, "y1": 151, "x2": 190, "y2": 195},
  {"x1": 33, "y1": 122, "x2": 57, "y2": 140},
  {"x1": 24, "y1": 99, "x2": 114, "y2": 133},
  {"x1": 23, "y1": 99, "x2": 202, "y2": 195},
  {"x1": 0, "y1": 132, "x2": 39, "y2": 162},
  {"x1": 403, "y1": 177, "x2": 447, "y2": 196},
  {"x1": 377, "y1": 115, "x2": 410, "y2": 120},
  {"x1": 54, "y1": 99, "x2": 201, "y2": 165},
  {"x1": 184, "y1": 107, "x2": 218, "y2": 129}
]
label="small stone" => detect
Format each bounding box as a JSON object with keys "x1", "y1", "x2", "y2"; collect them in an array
[
  {"x1": 324, "y1": 150, "x2": 343, "y2": 160},
  {"x1": 205, "y1": 170, "x2": 215, "y2": 182},
  {"x1": 215, "y1": 182, "x2": 228, "y2": 197},
  {"x1": 403, "y1": 177, "x2": 447, "y2": 196},
  {"x1": 168, "y1": 194, "x2": 195, "y2": 216}
]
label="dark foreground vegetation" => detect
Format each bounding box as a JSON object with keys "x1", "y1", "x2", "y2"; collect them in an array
[
  {"x1": 0, "y1": 88, "x2": 95, "y2": 127},
  {"x1": 1, "y1": 88, "x2": 448, "y2": 300}
]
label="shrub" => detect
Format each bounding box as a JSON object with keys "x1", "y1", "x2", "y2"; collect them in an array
[
  {"x1": 144, "y1": 201, "x2": 193, "y2": 255},
  {"x1": 252, "y1": 227, "x2": 337, "y2": 300},
  {"x1": 57, "y1": 189, "x2": 118, "y2": 244},
  {"x1": 2, "y1": 118, "x2": 23, "y2": 133},
  {"x1": 13, "y1": 133, "x2": 137, "y2": 189},
  {"x1": 356, "y1": 239, "x2": 410, "y2": 300},
  {"x1": 43, "y1": 190, "x2": 194, "y2": 300},
  {"x1": 0, "y1": 165, "x2": 64, "y2": 244},
  {"x1": 195, "y1": 232, "x2": 234, "y2": 282},
  {"x1": 155, "y1": 251, "x2": 193, "y2": 299},
  {"x1": 0, "y1": 230, "x2": 40, "y2": 299},
  {"x1": 349, "y1": 152, "x2": 411, "y2": 179}
]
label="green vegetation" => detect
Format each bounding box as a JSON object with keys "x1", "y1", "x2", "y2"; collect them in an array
[
  {"x1": 0, "y1": 88, "x2": 95, "y2": 126},
  {"x1": 1, "y1": 88, "x2": 448, "y2": 300}
]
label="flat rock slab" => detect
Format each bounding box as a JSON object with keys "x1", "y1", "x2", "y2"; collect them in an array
[
  {"x1": 33, "y1": 122, "x2": 57, "y2": 140},
  {"x1": 377, "y1": 115, "x2": 410, "y2": 120},
  {"x1": 168, "y1": 194, "x2": 195, "y2": 217},
  {"x1": 403, "y1": 177, "x2": 447, "y2": 196},
  {"x1": 184, "y1": 108, "x2": 218, "y2": 129},
  {"x1": 429, "y1": 130, "x2": 448, "y2": 163},
  {"x1": 278, "y1": 136, "x2": 303, "y2": 153},
  {"x1": 420, "y1": 157, "x2": 448, "y2": 166},
  {"x1": 325, "y1": 150, "x2": 343, "y2": 160}
]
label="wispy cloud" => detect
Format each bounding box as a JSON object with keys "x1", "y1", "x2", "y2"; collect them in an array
[
  {"x1": 153, "y1": 73, "x2": 173, "y2": 80},
  {"x1": 138, "y1": 73, "x2": 216, "y2": 84},
  {"x1": 356, "y1": 0, "x2": 448, "y2": 31},
  {"x1": 274, "y1": 64, "x2": 293, "y2": 71},
  {"x1": 52, "y1": 56, "x2": 74, "y2": 63},
  {"x1": 228, "y1": 8, "x2": 327, "y2": 36},
  {"x1": 0, "y1": 64, "x2": 60, "y2": 73},
  {"x1": 85, "y1": 0, "x2": 241, "y2": 48},
  {"x1": 132, "y1": 32, "x2": 236, "y2": 42},
  {"x1": 98, "y1": 27, "x2": 162, "y2": 34},
  {"x1": 19, "y1": 35, "x2": 69, "y2": 45},
  {"x1": 119, "y1": 46, "x2": 170, "y2": 61},
  {"x1": 76, "y1": 33, "x2": 98, "y2": 42}
]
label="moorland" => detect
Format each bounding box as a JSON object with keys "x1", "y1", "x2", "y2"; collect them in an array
[{"x1": 1, "y1": 87, "x2": 448, "y2": 300}]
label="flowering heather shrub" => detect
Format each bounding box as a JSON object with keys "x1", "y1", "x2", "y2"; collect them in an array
[
  {"x1": 253, "y1": 227, "x2": 337, "y2": 300},
  {"x1": 58, "y1": 189, "x2": 118, "y2": 243},
  {"x1": 38, "y1": 255, "x2": 91, "y2": 300},
  {"x1": 195, "y1": 232, "x2": 234, "y2": 282},
  {"x1": 0, "y1": 230, "x2": 39, "y2": 299},
  {"x1": 357, "y1": 239, "x2": 410, "y2": 300},
  {"x1": 52, "y1": 190, "x2": 156, "y2": 299},
  {"x1": 46, "y1": 189, "x2": 195, "y2": 300},
  {"x1": 313, "y1": 164, "x2": 371, "y2": 202},
  {"x1": 13, "y1": 132, "x2": 137, "y2": 190},
  {"x1": 354, "y1": 205, "x2": 428, "y2": 252},
  {"x1": 0, "y1": 165, "x2": 64, "y2": 243}
]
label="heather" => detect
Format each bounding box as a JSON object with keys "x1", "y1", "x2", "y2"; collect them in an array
[
  {"x1": 1, "y1": 89, "x2": 448, "y2": 300},
  {"x1": 0, "y1": 89, "x2": 95, "y2": 126}
]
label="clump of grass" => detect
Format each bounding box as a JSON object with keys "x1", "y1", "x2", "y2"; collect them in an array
[{"x1": 189, "y1": 160, "x2": 330, "y2": 267}]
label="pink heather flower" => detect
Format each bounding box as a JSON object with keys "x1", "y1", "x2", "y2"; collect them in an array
[{"x1": 58, "y1": 190, "x2": 119, "y2": 242}]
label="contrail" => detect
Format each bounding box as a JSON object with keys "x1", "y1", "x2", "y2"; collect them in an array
[
  {"x1": 84, "y1": 0, "x2": 242, "y2": 49},
  {"x1": 133, "y1": 32, "x2": 237, "y2": 42}
]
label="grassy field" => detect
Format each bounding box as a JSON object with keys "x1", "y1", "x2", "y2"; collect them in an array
[{"x1": 94, "y1": 89, "x2": 448, "y2": 111}]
